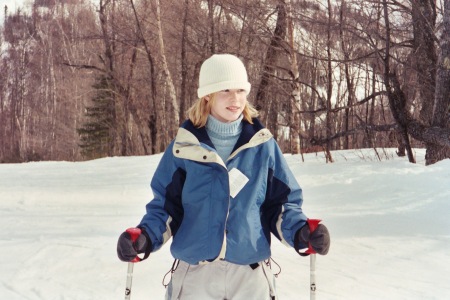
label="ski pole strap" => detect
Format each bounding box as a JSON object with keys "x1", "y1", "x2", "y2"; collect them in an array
[
  {"x1": 140, "y1": 245, "x2": 151, "y2": 261},
  {"x1": 162, "y1": 259, "x2": 180, "y2": 288},
  {"x1": 138, "y1": 228, "x2": 152, "y2": 262}
]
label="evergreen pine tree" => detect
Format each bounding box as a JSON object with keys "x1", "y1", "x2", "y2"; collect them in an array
[{"x1": 77, "y1": 76, "x2": 115, "y2": 159}]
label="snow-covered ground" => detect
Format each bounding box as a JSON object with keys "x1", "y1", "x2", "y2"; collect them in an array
[{"x1": 0, "y1": 149, "x2": 449, "y2": 299}]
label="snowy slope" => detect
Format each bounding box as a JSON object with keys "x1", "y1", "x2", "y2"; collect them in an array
[{"x1": 0, "y1": 149, "x2": 449, "y2": 299}]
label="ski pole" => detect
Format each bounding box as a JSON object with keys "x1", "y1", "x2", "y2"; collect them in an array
[
  {"x1": 124, "y1": 227, "x2": 142, "y2": 300},
  {"x1": 310, "y1": 252, "x2": 316, "y2": 300},
  {"x1": 305, "y1": 219, "x2": 321, "y2": 300}
]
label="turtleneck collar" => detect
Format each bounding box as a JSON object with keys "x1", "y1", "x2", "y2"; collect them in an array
[{"x1": 206, "y1": 114, "x2": 243, "y2": 137}]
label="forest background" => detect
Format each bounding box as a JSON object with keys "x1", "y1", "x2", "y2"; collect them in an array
[{"x1": 1, "y1": 0, "x2": 449, "y2": 165}]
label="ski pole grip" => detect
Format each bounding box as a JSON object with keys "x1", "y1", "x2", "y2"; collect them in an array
[
  {"x1": 307, "y1": 219, "x2": 321, "y2": 232},
  {"x1": 126, "y1": 227, "x2": 142, "y2": 242},
  {"x1": 126, "y1": 227, "x2": 142, "y2": 263},
  {"x1": 305, "y1": 219, "x2": 321, "y2": 254}
]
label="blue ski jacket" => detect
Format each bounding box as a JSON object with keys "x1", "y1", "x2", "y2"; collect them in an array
[{"x1": 138, "y1": 118, "x2": 308, "y2": 265}]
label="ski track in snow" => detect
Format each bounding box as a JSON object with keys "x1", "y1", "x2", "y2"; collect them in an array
[{"x1": 0, "y1": 149, "x2": 449, "y2": 299}]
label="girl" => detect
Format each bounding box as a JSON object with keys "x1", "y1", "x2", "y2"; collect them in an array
[{"x1": 117, "y1": 54, "x2": 330, "y2": 300}]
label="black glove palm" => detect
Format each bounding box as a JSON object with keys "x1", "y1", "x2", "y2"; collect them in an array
[
  {"x1": 117, "y1": 229, "x2": 152, "y2": 262},
  {"x1": 295, "y1": 223, "x2": 330, "y2": 255}
]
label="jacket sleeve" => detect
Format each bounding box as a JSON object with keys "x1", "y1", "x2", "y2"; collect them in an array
[
  {"x1": 138, "y1": 142, "x2": 186, "y2": 252},
  {"x1": 261, "y1": 140, "x2": 308, "y2": 249}
]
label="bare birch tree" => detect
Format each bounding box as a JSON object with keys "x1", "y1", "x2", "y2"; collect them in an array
[{"x1": 154, "y1": 0, "x2": 180, "y2": 139}]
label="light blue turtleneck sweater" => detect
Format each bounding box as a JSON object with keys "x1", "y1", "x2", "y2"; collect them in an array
[{"x1": 206, "y1": 114, "x2": 243, "y2": 162}]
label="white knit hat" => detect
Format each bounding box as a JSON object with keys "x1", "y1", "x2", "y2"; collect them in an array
[{"x1": 197, "y1": 54, "x2": 251, "y2": 98}]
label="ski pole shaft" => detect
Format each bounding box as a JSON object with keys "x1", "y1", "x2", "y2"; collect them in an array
[
  {"x1": 306, "y1": 219, "x2": 321, "y2": 300},
  {"x1": 310, "y1": 253, "x2": 316, "y2": 300},
  {"x1": 125, "y1": 262, "x2": 134, "y2": 300},
  {"x1": 124, "y1": 228, "x2": 142, "y2": 300}
]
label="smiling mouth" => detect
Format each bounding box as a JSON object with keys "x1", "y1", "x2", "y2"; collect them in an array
[{"x1": 227, "y1": 106, "x2": 240, "y2": 111}]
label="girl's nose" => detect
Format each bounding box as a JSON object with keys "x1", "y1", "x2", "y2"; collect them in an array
[{"x1": 230, "y1": 90, "x2": 241, "y2": 99}]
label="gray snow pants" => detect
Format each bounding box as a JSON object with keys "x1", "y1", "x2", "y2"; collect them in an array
[{"x1": 165, "y1": 260, "x2": 277, "y2": 300}]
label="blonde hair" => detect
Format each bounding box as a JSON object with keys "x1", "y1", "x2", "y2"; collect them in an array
[{"x1": 187, "y1": 93, "x2": 259, "y2": 128}]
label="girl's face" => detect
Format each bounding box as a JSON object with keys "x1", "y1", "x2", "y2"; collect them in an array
[{"x1": 206, "y1": 89, "x2": 247, "y2": 123}]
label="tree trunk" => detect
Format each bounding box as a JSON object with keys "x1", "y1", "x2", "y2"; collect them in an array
[
  {"x1": 425, "y1": 0, "x2": 450, "y2": 165},
  {"x1": 129, "y1": 0, "x2": 159, "y2": 154},
  {"x1": 208, "y1": 0, "x2": 216, "y2": 54},
  {"x1": 411, "y1": 0, "x2": 437, "y2": 125},
  {"x1": 255, "y1": 0, "x2": 287, "y2": 133},
  {"x1": 382, "y1": 0, "x2": 416, "y2": 163},
  {"x1": 99, "y1": 0, "x2": 124, "y2": 156},
  {"x1": 125, "y1": 43, "x2": 150, "y2": 154},
  {"x1": 325, "y1": 0, "x2": 334, "y2": 163},
  {"x1": 339, "y1": 0, "x2": 354, "y2": 150},
  {"x1": 287, "y1": 0, "x2": 300, "y2": 154},
  {"x1": 179, "y1": 0, "x2": 189, "y2": 123},
  {"x1": 155, "y1": 0, "x2": 180, "y2": 137}
]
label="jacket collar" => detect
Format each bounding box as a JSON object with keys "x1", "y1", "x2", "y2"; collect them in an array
[
  {"x1": 180, "y1": 119, "x2": 215, "y2": 149},
  {"x1": 180, "y1": 118, "x2": 266, "y2": 147},
  {"x1": 175, "y1": 118, "x2": 272, "y2": 164},
  {"x1": 232, "y1": 118, "x2": 266, "y2": 153}
]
